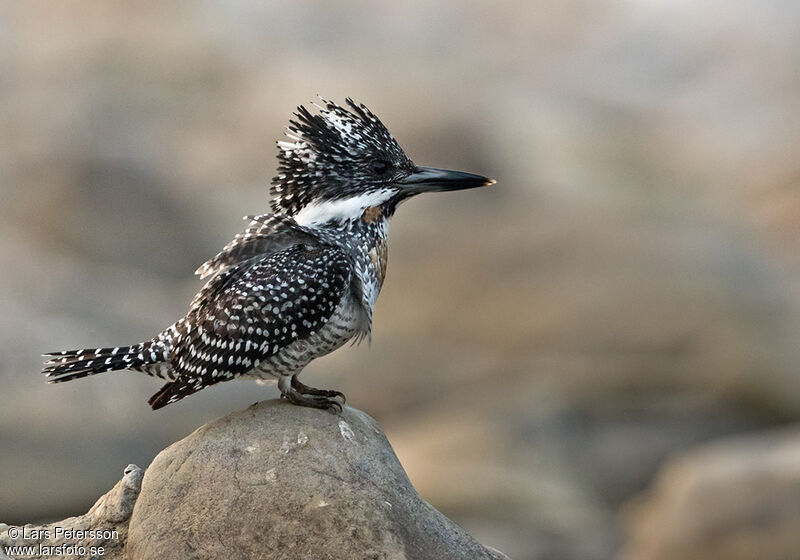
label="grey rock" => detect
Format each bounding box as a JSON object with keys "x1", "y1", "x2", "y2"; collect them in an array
[
  {"x1": 127, "y1": 400, "x2": 508, "y2": 560},
  {"x1": 0, "y1": 464, "x2": 142, "y2": 560}
]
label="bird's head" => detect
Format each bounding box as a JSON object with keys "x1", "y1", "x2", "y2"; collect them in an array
[{"x1": 271, "y1": 98, "x2": 494, "y2": 227}]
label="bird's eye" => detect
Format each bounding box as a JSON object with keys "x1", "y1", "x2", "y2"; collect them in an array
[{"x1": 372, "y1": 160, "x2": 391, "y2": 176}]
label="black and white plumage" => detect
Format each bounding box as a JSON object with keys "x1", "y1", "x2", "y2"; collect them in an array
[{"x1": 43, "y1": 98, "x2": 494, "y2": 411}]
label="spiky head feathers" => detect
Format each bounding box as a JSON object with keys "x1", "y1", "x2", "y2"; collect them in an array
[{"x1": 270, "y1": 98, "x2": 414, "y2": 218}]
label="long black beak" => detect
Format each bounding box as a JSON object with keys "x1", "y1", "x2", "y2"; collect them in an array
[{"x1": 397, "y1": 166, "x2": 495, "y2": 193}]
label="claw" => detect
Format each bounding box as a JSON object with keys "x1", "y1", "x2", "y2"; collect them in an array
[{"x1": 326, "y1": 400, "x2": 343, "y2": 414}]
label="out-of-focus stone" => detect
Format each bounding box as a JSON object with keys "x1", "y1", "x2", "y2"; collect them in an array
[{"x1": 620, "y1": 428, "x2": 800, "y2": 560}]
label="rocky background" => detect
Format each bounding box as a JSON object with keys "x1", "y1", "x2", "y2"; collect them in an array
[{"x1": 1, "y1": 2, "x2": 799, "y2": 559}]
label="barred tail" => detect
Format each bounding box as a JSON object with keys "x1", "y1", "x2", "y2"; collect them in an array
[{"x1": 42, "y1": 345, "x2": 149, "y2": 383}]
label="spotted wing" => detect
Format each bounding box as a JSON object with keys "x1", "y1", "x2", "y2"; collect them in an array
[
  {"x1": 150, "y1": 244, "x2": 352, "y2": 409},
  {"x1": 195, "y1": 214, "x2": 318, "y2": 279}
]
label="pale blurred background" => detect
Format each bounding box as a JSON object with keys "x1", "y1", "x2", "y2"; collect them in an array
[{"x1": 1, "y1": 2, "x2": 799, "y2": 559}]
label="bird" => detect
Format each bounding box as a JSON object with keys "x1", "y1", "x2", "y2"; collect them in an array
[{"x1": 42, "y1": 97, "x2": 494, "y2": 412}]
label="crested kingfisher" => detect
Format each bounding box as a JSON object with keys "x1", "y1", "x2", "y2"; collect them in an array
[{"x1": 43, "y1": 98, "x2": 494, "y2": 411}]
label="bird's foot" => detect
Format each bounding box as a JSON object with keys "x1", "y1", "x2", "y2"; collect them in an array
[
  {"x1": 291, "y1": 376, "x2": 346, "y2": 404},
  {"x1": 280, "y1": 377, "x2": 345, "y2": 413},
  {"x1": 281, "y1": 390, "x2": 343, "y2": 413}
]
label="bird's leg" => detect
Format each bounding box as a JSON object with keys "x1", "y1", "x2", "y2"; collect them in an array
[{"x1": 278, "y1": 375, "x2": 343, "y2": 413}]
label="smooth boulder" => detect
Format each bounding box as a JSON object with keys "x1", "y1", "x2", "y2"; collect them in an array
[{"x1": 126, "y1": 400, "x2": 508, "y2": 560}]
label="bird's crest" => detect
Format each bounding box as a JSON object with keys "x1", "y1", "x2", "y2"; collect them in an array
[{"x1": 270, "y1": 98, "x2": 413, "y2": 217}]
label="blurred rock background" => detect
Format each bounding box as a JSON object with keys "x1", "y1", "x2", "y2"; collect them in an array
[{"x1": 0, "y1": 1, "x2": 798, "y2": 559}]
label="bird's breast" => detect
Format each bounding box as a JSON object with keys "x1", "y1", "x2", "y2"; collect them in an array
[{"x1": 368, "y1": 237, "x2": 389, "y2": 288}]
